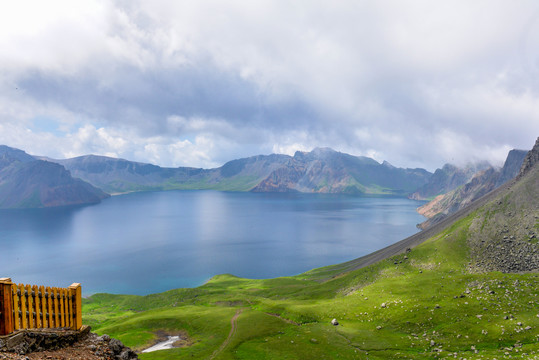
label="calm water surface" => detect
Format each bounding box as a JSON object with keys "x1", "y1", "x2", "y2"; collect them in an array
[{"x1": 0, "y1": 191, "x2": 425, "y2": 295}]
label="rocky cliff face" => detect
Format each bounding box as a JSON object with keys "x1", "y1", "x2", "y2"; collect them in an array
[
  {"x1": 252, "y1": 148, "x2": 431, "y2": 195},
  {"x1": 50, "y1": 147, "x2": 432, "y2": 196},
  {"x1": 0, "y1": 146, "x2": 109, "y2": 209},
  {"x1": 417, "y1": 167, "x2": 499, "y2": 229},
  {"x1": 495, "y1": 149, "x2": 527, "y2": 186},
  {"x1": 518, "y1": 136, "x2": 539, "y2": 178},
  {"x1": 409, "y1": 162, "x2": 490, "y2": 200},
  {"x1": 417, "y1": 145, "x2": 531, "y2": 229}
]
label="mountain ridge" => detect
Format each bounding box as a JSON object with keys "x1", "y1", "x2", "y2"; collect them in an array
[
  {"x1": 2, "y1": 143, "x2": 532, "y2": 210},
  {"x1": 416, "y1": 148, "x2": 528, "y2": 229},
  {"x1": 46, "y1": 147, "x2": 433, "y2": 196},
  {"x1": 409, "y1": 161, "x2": 492, "y2": 200},
  {"x1": 0, "y1": 146, "x2": 109, "y2": 209}
]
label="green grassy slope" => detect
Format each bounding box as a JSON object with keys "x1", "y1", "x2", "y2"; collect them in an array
[{"x1": 83, "y1": 167, "x2": 539, "y2": 359}]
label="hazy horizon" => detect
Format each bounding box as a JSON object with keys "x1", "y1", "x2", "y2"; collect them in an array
[{"x1": 11, "y1": 142, "x2": 529, "y2": 173}]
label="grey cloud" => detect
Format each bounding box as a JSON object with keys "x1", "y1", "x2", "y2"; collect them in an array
[
  {"x1": 1, "y1": 0, "x2": 538, "y2": 170},
  {"x1": 17, "y1": 61, "x2": 321, "y2": 138}
]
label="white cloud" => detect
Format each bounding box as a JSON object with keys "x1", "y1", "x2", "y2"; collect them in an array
[{"x1": 0, "y1": 0, "x2": 538, "y2": 170}]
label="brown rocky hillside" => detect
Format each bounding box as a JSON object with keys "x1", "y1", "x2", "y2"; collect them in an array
[{"x1": 416, "y1": 147, "x2": 528, "y2": 229}]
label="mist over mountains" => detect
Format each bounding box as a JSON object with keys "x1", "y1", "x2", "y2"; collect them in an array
[{"x1": 416, "y1": 149, "x2": 528, "y2": 229}]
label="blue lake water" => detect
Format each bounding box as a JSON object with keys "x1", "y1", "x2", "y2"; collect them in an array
[{"x1": 0, "y1": 191, "x2": 426, "y2": 295}]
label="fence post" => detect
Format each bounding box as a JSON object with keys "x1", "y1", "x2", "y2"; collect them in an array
[
  {"x1": 0, "y1": 278, "x2": 14, "y2": 335},
  {"x1": 69, "y1": 283, "x2": 82, "y2": 330}
]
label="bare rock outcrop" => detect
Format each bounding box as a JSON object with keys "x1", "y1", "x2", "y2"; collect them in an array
[{"x1": 518, "y1": 136, "x2": 539, "y2": 179}]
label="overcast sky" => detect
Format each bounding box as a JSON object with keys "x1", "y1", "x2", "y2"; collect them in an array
[{"x1": 0, "y1": 1, "x2": 538, "y2": 171}]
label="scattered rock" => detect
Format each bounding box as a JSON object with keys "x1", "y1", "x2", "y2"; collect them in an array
[
  {"x1": 331, "y1": 319, "x2": 339, "y2": 326},
  {"x1": 0, "y1": 328, "x2": 138, "y2": 359},
  {"x1": 119, "y1": 349, "x2": 138, "y2": 360},
  {"x1": 109, "y1": 338, "x2": 124, "y2": 355},
  {"x1": 98, "y1": 335, "x2": 110, "y2": 342}
]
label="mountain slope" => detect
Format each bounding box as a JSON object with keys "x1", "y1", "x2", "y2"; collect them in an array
[
  {"x1": 0, "y1": 146, "x2": 109, "y2": 208},
  {"x1": 54, "y1": 153, "x2": 290, "y2": 194},
  {"x1": 55, "y1": 155, "x2": 210, "y2": 193},
  {"x1": 252, "y1": 148, "x2": 431, "y2": 195},
  {"x1": 0, "y1": 145, "x2": 36, "y2": 165},
  {"x1": 416, "y1": 148, "x2": 527, "y2": 229},
  {"x1": 51, "y1": 148, "x2": 431, "y2": 195},
  {"x1": 409, "y1": 162, "x2": 491, "y2": 200},
  {"x1": 82, "y1": 140, "x2": 539, "y2": 359}
]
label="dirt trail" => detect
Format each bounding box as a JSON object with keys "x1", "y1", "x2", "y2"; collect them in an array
[{"x1": 209, "y1": 308, "x2": 243, "y2": 359}]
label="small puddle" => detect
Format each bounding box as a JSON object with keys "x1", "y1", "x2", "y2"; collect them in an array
[{"x1": 142, "y1": 336, "x2": 181, "y2": 353}]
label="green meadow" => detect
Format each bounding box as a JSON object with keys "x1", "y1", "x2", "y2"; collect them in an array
[{"x1": 83, "y1": 209, "x2": 539, "y2": 359}]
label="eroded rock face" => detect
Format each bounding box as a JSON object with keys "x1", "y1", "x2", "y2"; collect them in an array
[
  {"x1": 495, "y1": 149, "x2": 527, "y2": 187},
  {"x1": 417, "y1": 147, "x2": 529, "y2": 230},
  {"x1": 518, "y1": 137, "x2": 539, "y2": 179},
  {"x1": 409, "y1": 163, "x2": 488, "y2": 200},
  {"x1": 252, "y1": 147, "x2": 431, "y2": 195}
]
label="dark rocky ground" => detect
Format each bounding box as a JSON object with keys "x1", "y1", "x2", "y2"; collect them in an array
[
  {"x1": 467, "y1": 165, "x2": 539, "y2": 273},
  {"x1": 0, "y1": 327, "x2": 138, "y2": 360}
]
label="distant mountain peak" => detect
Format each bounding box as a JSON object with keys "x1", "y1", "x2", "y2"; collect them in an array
[
  {"x1": 0, "y1": 145, "x2": 36, "y2": 165},
  {"x1": 0, "y1": 148, "x2": 109, "y2": 208},
  {"x1": 1, "y1": 144, "x2": 433, "y2": 199},
  {"x1": 417, "y1": 145, "x2": 530, "y2": 229}
]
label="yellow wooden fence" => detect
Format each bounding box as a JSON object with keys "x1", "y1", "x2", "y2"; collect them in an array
[{"x1": 0, "y1": 278, "x2": 82, "y2": 336}]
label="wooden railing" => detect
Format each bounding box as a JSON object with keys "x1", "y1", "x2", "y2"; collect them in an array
[{"x1": 0, "y1": 278, "x2": 82, "y2": 336}]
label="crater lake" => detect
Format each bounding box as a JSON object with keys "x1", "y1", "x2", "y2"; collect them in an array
[{"x1": 0, "y1": 190, "x2": 426, "y2": 295}]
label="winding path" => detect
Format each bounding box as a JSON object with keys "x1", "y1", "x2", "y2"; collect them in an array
[{"x1": 209, "y1": 308, "x2": 243, "y2": 359}]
